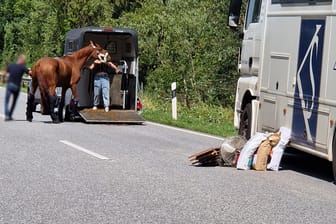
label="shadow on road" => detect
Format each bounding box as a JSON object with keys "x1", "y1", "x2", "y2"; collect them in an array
[{"x1": 281, "y1": 148, "x2": 334, "y2": 183}]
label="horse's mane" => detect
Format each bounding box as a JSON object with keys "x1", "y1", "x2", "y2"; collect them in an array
[{"x1": 69, "y1": 45, "x2": 94, "y2": 59}]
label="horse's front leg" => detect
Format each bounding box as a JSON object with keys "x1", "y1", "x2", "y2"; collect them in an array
[{"x1": 70, "y1": 84, "x2": 79, "y2": 110}]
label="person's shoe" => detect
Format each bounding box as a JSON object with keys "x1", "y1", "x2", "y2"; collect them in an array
[
  {"x1": 105, "y1": 107, "x2": 109, "y2": 112},
  {"x1": 4, "y1": 116, "x2": 13, "y2": 121},
  {"x1": 93, "y1": 106, "x2": 98, "y2": 110},
  {"x1": 228, "y1": 15, "x2": 238, "y2": 28}
]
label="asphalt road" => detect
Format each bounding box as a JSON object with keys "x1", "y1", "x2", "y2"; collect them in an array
[{"x1": 0, "y1": 86, "x2": 336, "y2": 224}]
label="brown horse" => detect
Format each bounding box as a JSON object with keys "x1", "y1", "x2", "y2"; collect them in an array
[{"x1": 27, "y1": 41, "x2": 109, "y2": 123}]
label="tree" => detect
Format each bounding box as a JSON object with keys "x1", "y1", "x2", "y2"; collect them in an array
[
  {"x1": 110, "y1": 0, "x2": 142, "y2": 18},
  {"x1": 1, "y1": 0, "x2": 114, "y2": 65},
  {"x1": 114, "y1": 0, "x2": 239, "y2": 107},
  {"x1": 0, "y1": 0, "x2": 240, "y2": 108}
]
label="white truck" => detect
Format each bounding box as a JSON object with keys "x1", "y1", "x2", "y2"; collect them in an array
[{"x1": 230, "y1": 0, "x2": 336, "y2": 180}]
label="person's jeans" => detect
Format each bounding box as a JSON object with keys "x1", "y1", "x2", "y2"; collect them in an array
[
  {"x1": 5, "y1": 82, "x2": 20, "y2": 118},
  {"x1": 94, "y1": 74, "x2": 110, "y2": 107}
]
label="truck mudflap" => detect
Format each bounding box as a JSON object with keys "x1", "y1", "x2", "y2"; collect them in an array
[{"x1": 78, "y1": 108, "x2": 144, "y2": 124}]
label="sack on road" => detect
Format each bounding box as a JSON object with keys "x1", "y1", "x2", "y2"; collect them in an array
[
  {"x1": 253, "y1": 133, "x2": 280, "y2": 171},
  {"x1": 237, "y1": 132, "x2": 267, "y2": 170},
  {"x1": 267, "y1": 127, "x2": 291, "y2": 171}
]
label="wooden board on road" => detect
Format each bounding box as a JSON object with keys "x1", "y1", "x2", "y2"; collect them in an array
[
  {"x1": 189, "y1": 147, "x2": 220, "y2": 166},
  {"x1": 79, "y1": 108, "x2": 145, "y2": 124}
]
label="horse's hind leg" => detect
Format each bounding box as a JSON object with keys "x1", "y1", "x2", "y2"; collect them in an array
[
  {"x1": 49, "y1": 95, "x2": 59, "y2": 123},
  {"x1": 26, "y1": 77, "x2": 38, "y2": 122},
  {"x1": 48, "y1": 87, "x2": 60, "y2": 123},
  {"x1": 58, "y1": 87, "x2": 67, "y2": 122}
]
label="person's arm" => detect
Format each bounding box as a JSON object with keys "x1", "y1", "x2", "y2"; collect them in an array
[
  {"x1": 108, "y1": 62, "x2": 121, "y2": 74},
  {"x1": 24, "y1": 67, "x2": 32, "y2": 76},
  {"x1": 89, "y1": 63, "x2": 95, "y2": 70},
  {"x1": 89, "y1": 60, "x2": 100, "y2": 70}
]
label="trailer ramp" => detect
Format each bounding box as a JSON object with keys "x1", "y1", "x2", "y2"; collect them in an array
[{"x1": 78, "y1": 108, "x2": 144, "y2": 124}]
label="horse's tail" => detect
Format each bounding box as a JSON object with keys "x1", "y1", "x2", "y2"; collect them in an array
[
  {"x1": 30, "y1": 62, "x2": 39, "y2": 94},
  {"x1": 33, "y1": 60, "x2": 50, "y2": 114}
]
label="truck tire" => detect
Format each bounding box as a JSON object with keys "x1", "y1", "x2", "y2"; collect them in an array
[
  {"x1": 332, "y1": 132, "x2": 336, "y2": 184},
  {"x1": 239, "y1": 103, "x2": 252, "y2": 140}
]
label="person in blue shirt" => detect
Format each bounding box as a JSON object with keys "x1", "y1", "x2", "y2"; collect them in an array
[{"x1": 4, "y1": 55, "x2": 31, "y2": 121}]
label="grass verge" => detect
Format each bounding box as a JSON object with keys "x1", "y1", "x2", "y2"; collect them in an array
[{"x1": 141, "y1": 94, "x2": 237, "y2": 137}]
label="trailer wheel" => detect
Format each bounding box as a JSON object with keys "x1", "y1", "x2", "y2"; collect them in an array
[
  {"x1": 332, "y1": 132, "x2": 336, "y2": 184},
  {"x1": 239, "y1": 103, "x2": 252, "y2": 140}
]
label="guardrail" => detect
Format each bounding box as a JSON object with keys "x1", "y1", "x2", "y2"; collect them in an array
[
  {"x1": 0, "y1": 72, "x2": 31, "y2": 88},
  {"x1": 22, "y1": 77, "x2": 31, "y2": 88}
]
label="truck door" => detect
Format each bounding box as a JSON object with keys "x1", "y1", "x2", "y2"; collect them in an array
[{"x1": 240, "y1": 0, "x2": 263, "y2": 75}]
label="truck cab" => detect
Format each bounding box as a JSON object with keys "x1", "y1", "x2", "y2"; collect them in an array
[{"x1": 230, "y1": 0, "x2": 266, "y2": 139}]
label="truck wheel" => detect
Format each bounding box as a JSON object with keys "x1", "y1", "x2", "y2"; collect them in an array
[
  {"x1": 239, "y1": 103, "x2": 252, "y2": 140},
  {"x1": 332, "y1": 132, "x2": 336, "y2": 184}
]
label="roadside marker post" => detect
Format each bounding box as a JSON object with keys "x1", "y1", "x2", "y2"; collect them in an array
[{"x1": 171, "y1": 82, "x2": 177, "y2": 120}]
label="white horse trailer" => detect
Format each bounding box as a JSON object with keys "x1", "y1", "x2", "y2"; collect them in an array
[
  {"x1": 63, "y1": 27, "x2": 143, "y2": 123},
  {"x1": 230, "y1": 0, "x2": 336, "y2": 180}
]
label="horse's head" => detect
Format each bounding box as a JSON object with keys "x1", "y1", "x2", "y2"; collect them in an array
[{"x1": 89, "y1": 41, "x2": 111, "y2": 62}]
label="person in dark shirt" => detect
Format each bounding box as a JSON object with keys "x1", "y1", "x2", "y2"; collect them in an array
[
  {"x1": 89, "y1": 56, "x2": 120, "y2": 112},
  {"x1": 4, "y1": 54, "x2": 31, "y2": 121},
  {"x1": 228, "y1": 0, "x2": 242, "y2": 28}
]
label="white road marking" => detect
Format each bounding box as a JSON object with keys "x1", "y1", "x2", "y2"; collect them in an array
[
  {"x1": 146, "y1": 121, "x2": 225, "y2": 141},
  {"x1": 60, "y1": 140, "x2": 110, "y2": 160}
]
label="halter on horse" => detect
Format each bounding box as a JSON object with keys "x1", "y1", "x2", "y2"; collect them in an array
[{"x1": 26, "y1": 41, "x2": 109, "y2": 123}]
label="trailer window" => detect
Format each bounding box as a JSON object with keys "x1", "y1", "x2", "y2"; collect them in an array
[
  {"x1": 106, "y1": 41, "x2": 117, "y2": 54},
  {"x1": 68, "y1": 41, "x2": 74, "y2": 51},
  {"x1": 245, "y1": 0, "x2": 262, "y2": 29}
]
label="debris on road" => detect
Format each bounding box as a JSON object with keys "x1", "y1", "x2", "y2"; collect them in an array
[
  {"x1": 189, "y1": 127, "x2": 291, "y2": 171},
  {"x1": 219, "y1": 136, "x2": 246, "y2": 167},
  {"x1": 188, "y1": 136, "x2": 246, "y2": 167},
  {"x1": 188, "y1": 147, "x2": 221, "y2": 166}
]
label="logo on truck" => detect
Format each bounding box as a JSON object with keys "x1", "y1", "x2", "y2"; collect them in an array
[{"x1": 292, "y1": 20, "x2": 325, "y2": 143}]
